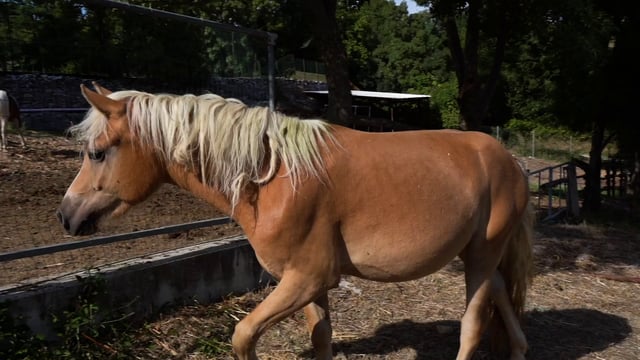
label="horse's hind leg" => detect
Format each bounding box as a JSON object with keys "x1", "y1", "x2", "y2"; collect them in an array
[
  {"x1": 490, "y1": 271, "x2": 527, "y2": 360},
  {"x1": 458, "y1": 254, "x2": 528, "y2": 360},
  {"x1": 303, "y1": 292, "x2": 332, "y2": 359},
  {"x1": 456, "y1": 232, "x2": 510, "y2": 360},
  {"x1": 456, "y1": 264, "x2": 494, "y2": 360},
  {"x1": 17, "y1": 126, "x2": 26, "y2": 148},
  {"x1": 232, "y1": 273, "x2": 326, "y2": 360}
]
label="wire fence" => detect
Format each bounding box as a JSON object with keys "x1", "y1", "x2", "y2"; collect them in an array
[
  {"x1": 278, "y1": 55, "x2": 326, "y2": 82},
  {"x1": 491, "y1": 126, "x2": 595, "y2": 162},
  {"x1": 0, "y1": 0, "x2": 277, "y2": 286},
  {"x1": 1, "y1": 0, "x2": 277, "y2": 109}
]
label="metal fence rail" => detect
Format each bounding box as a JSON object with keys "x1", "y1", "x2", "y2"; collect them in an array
[
  {"x1": 0, "y1": 217, "x2": 232, "y2": 263},
  {"x1": 0, "y1": 162, "x2": 583, "y2": 264}
]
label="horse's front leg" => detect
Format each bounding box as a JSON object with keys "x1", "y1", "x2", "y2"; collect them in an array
[
  {"x1": 303, "y1": 292, "x2": 332, "y2": 359},
  {"x1": 232, "y1": 273, "x2": 326, "y2": 360},
  {"x1": 1, "y1": 120, "x2": 6, "y2": 151}
]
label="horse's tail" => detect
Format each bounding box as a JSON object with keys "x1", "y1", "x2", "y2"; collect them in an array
[
  {"x1": 503, "y1": 201, "x2": 534, "y2": 317},
  {"x1": 491, "y1": 200, "x2": 535, "y2": 351},
  {"x1": 8, "y1": 95, "x2": 21, "y2": 125}
]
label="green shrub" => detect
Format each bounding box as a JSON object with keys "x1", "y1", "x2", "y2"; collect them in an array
[{"x1": 1, "y1": 271, "x2": 137, "y2": 359}]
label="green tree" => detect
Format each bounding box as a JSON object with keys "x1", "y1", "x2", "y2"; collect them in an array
[
  {"x1": 593, "y1": 0, "x2": 640, "y2": 212},
  {"x1": 0, "y1": 1, "x2": 32, "y2": 71},
  {"x1": 503, "y1": 0, "x2": 639, "y2": 213},
  {"x1": 340, "y1": 1, "x2": 452, "y2": 127},
  {"x1": 1, "y1": 1, "x2": 85, "y2": 73},
  {"x1": 417, "y1": 0, "x2": 532, "y2": 130},
  {"x1": 344, "y1": 0, "x2": 449, "y2": 93}
]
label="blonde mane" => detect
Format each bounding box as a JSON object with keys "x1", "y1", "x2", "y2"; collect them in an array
[{"x1": 71, "y1": 90, "x2": 334, "y2": 209}]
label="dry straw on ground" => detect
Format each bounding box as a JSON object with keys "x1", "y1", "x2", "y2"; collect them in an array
[{"x1": 130, "y1": 223, "x2": 640, "y2": 360}]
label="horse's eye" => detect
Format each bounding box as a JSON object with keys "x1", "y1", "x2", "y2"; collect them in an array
[{"x1": 88, "y1": 150, "x2": 106, "y2": 162}]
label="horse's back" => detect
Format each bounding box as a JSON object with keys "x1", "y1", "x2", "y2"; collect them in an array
[
  {"x1": 330, "y1": 127, "x2": 518, "y2": 212},
  {"x1": 325, "y1": 127, "x2": 526, "y2": 281}
]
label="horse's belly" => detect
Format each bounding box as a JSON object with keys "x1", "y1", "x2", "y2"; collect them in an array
[
  {"x1": 341, "y1": 231, "x2": 469, "y2": 282},
  {"x1": 337, "y1": 197, "x2": 478, "y2": 282}
]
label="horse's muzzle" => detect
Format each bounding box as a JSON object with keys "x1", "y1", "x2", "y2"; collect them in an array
[{"x1": 56, "y1": 208, "x2": 98, "y2": 236}]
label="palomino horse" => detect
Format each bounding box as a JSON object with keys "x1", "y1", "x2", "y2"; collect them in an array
[
  {"x1": 0, "y1": 89, "x2": 27, "y2": 151},
  {"x1": 57, "y1": 83, "x2": 534, "y2": 360}
]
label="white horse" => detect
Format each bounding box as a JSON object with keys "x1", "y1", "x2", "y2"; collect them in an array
[{"x1": 0, "y1": 89, "x2": 27, "y2": 151}]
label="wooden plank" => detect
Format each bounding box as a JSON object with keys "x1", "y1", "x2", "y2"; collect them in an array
[{"x1": 566, "y1": 162, "x2": 580, "y2": 218}]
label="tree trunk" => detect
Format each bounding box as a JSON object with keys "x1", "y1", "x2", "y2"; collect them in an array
[
  {"x1": 304, "y1": 0, "x2": 352, "y2": 126},
  {"x1": 439, "y1": 0, "x2": 509, "y2": 131},
  {"x1": 632, "y1": 152, "x2": 640, "y2": 216}
]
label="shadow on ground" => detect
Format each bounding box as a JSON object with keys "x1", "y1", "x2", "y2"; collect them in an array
[
  {"x1": 311, "y1": 308, "x2": 632, "y2": 359},
  {"x1": 533, "y1": 224, "x2": 640, "y2": 274}
]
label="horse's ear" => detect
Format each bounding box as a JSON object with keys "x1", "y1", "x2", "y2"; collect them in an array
[
  {"x1": 80, "y1": 84, "x2": 125, "y2": 117},
  {"x1": 91, "y1": 81, "x2": 113, "y2": 95}
]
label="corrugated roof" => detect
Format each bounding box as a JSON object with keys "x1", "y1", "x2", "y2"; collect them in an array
[{"x1": 305, "y1": 90, "x2": 430, "y2": 100}]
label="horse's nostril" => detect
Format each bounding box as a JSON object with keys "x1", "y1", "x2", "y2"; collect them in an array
[
  {"x1": 57, "y1": 210, "x2": 70, "y2": 231},
  {"x1": 76, "y1": 218, "x2": 97, "y2": 236}
]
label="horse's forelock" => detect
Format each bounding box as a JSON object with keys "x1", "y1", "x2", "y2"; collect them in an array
[{"x1": 68, "y1": 107, "x2": 106, "y2": 153}]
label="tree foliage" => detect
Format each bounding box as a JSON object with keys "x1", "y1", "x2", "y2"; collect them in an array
[
  {"x1": 500, "y1": 0, "x2": 640, "y2": 211},
  {"x1": 415, "y1": 0, "x2": 537, "y2": 130},
  {"x1": 3, "y1": 1, "x2": 640, "y2": 209},
  {"x1": 343, "y1": 0, "x2": 449, "y2": 93},
  {"x1": 0, "y1": 0, "x2": 286, "y2": 86}
]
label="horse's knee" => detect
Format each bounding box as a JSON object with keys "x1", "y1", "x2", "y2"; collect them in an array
[{"x1": 231, "y1": 319, "x2": 259, "y2": 360}]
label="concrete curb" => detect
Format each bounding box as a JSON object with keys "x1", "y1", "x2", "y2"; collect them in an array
[{"x1": 0, "y1": 235, "x2": 271, "y2": 339}]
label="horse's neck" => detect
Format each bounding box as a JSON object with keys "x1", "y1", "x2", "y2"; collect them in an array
[
  {"x1": 165, "y1": 163, "x2": 233, "y2": 212},
  {"x1": 167, "y1": 165, "x2": 266, "y2": 231}
]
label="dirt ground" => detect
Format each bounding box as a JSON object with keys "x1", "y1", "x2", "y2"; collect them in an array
[
  {"x1": 1, "y1": 132, "x2": 639, "y2": 359},
  {"x1": 130, "y1": 224, "x2": 640, "y2": 360},
  {"x1": 119, "y1": 221, "x2": 639, "y2": 360},
  {"x1": 0, "y1": 131, "x2": 241, "y2": 286}
]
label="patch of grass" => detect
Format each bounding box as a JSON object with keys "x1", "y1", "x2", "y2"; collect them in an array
[
  {"x1": 1, "y1": 271, "x2": 138, "y2": 360},
  {"x1": 0, "y1": 305, "x2": 49, "y2": 360},
  {"x1": 503, "y1": 130, "x2": 592, "y2": 162},
  {"x1": 196, "y1": 336, "x2": 233, "y2": 356}
]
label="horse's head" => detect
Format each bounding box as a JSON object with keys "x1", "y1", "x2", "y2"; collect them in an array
[{"x1": 57, "y1": 84, "x2": 166, "y2": 235}]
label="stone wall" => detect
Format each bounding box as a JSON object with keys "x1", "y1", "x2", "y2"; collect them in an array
[{"x1": 0, "y1": 73, "x2": 327, "y2": 132}]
